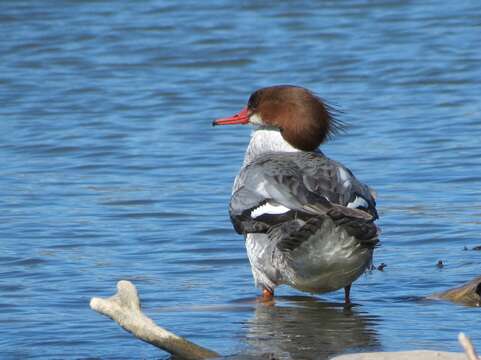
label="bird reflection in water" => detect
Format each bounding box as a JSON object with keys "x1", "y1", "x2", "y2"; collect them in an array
[{"x1": 242, "y1": 296, "x2": 380, "y2": 360}]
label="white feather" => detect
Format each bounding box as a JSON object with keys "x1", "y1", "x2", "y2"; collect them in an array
[
  {"x1": 338, "y1": 167, "x2": 352, "y2": 188},
  {"x1": 243, "y1": 128, "x2": 299, "y2": 165},
  {"x1": 249, "y1": 113, "x2": 264, "y2": 125},
  {"x1": 347, "y1": 196, "x2": 368, "y2": 209},
  {"x1": 251, "y1": 202, "x2": 291, "y2": 218}
]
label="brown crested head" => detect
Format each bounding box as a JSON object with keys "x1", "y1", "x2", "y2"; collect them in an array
[
  {"x1": 213, "y1": 85, "x2": 339, "y2": 151},
  {"x1": 248, "y1": 85, "x2": 338, "y2": 151}
]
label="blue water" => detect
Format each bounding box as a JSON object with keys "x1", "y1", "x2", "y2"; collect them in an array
[{"x1": 1, "y1": 1, "x2": 481, "y2": 359}]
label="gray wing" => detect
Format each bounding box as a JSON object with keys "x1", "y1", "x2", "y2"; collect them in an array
[{"x1": 229, "y1": 151, "x2": 378, "y2": 236}]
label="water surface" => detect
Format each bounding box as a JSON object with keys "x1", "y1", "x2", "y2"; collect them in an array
[{"x1": 1, "y1": 1, "x2": 481, "y2": 359}]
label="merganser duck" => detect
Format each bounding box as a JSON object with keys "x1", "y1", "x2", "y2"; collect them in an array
[{"x1": 213, "y1": 85, "x2": 379, "y2": 304}]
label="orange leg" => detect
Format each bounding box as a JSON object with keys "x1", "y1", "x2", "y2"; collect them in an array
[
  {"x1": 256, "y1": 288, "x2": 274, "y2": 303},
  {"x1": 262, "y1": 287, "x2": 274, "y2": 300}
]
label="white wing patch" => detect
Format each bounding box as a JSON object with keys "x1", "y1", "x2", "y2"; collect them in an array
[
  {"x1": 347, "y1": 196, "x2": 368, "y2": 209},
  {"x1": 251, "y1": 202, "x2": 291, "y2": 218},
  {"x1": 338, "y1": 167, "x2": 352, "y2": 188}
]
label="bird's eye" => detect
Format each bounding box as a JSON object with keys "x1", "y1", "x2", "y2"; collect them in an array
[{"x1": 248, "y1": 92, "x2": 259, "y2": 110}]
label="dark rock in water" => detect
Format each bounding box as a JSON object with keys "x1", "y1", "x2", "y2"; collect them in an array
[
  {"x1": 472, "y1": 245, "x2": 481, "y2": 251},
  {"x1": 429, "y1": 275, "x2": 481, "y2": 307}
]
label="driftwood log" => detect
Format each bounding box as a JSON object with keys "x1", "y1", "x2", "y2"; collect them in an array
[
  {"x1": 90, "y1": 280, "x2": 219, "y2": 360},
  {"x1": 459, "y1": 333, "x2": 480, "y2": 360},
  {"x1": 91, "y1": 277, "x2": 481, "y2": 359}
]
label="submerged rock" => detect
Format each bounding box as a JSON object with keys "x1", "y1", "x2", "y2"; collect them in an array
[{"x1": 428, "y1": 275, "x2": 481, "y2": 307}]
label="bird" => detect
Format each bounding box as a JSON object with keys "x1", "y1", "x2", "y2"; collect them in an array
[{"x1": 213, "y1": 85, "x2": 379, "y2": 304}]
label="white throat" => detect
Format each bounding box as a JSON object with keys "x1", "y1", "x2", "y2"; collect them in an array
[{"x1": 243, "y1": 128, "x2": 299, "y2": 165}]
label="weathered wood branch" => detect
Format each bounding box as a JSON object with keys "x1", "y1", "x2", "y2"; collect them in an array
[
  {"x1": 90, "y1": 277, "x2": 480, "y2": 359},
  {"x1": 90, "y1": 280, "x2": 220, "y2": 360},
  {"x1": 459, "y1": 332, "x2": 479, "y2": 360}
]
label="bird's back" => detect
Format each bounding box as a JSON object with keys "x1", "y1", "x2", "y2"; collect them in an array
[{"x1": 230, "y1": 151, "x2": 379, "y2": 293}]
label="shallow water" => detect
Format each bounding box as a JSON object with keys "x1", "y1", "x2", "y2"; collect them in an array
[{"x1": 1, "y1": 1, "x2": 481, "y2": 359}]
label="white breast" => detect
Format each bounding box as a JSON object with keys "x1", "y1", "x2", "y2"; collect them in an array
[{"x1": 243, "y1": 128, "x2": 299, "y2": 165}]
